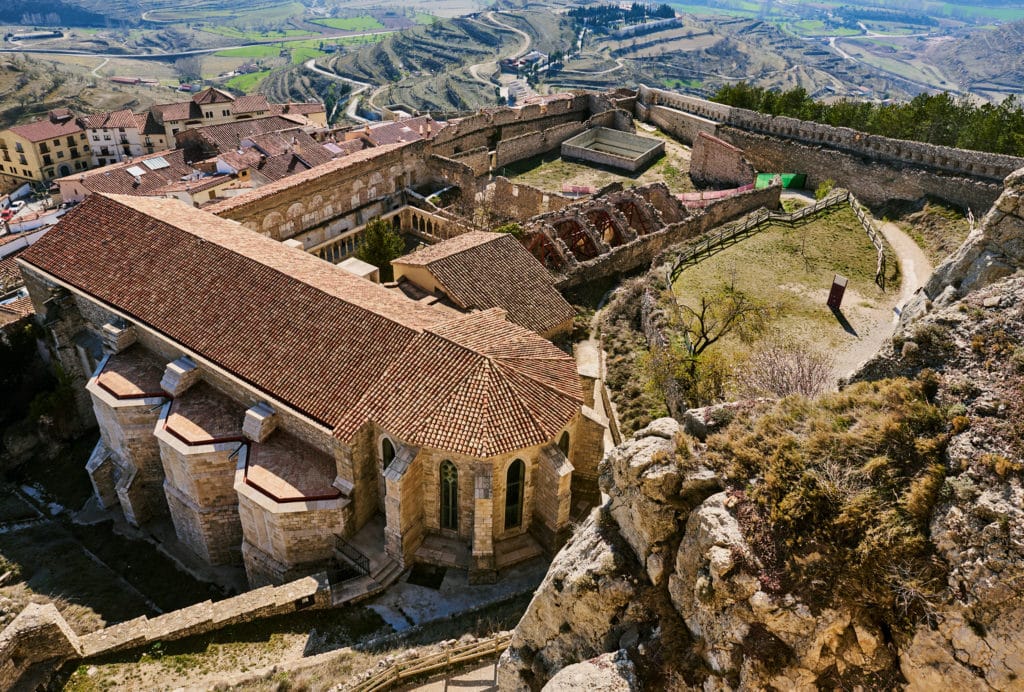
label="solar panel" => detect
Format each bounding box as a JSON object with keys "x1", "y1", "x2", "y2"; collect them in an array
[
  {"x1": 125, "y1": 166, "x2": 146, "y2": 177},
  {"x1": 143, "y1": 156, "x2": 170, "y2": 170}
]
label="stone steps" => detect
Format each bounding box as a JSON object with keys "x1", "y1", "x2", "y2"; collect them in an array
[{"x1": 494, "y1": 534, "x2": 545, "y2": 570}]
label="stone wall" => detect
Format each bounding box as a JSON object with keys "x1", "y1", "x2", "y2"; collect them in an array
[
  {"x1": 723, "y1": 127, "x2": 1004, "y2": 210},
  {"x1": 690, "y1": 131, "x2": 755, "y2": 188},
  {"x1": 561, "y1": 127, "x2": 665, "y2": 173},
  {"x1": 636, "y1": 85, "x2": 1023, "y2": 210},
  {"x1": 494, "y1": 120, "x2": 588, "y2": 169},
  {"x1": 477, "y1": 177, "x2": 574, "y2": 222},
  {"x1": 555, "y1": 183, "x2": 781, "y2": 289},
  {"x1": 449, "y1": 147, "x2": 491, "y2": 176},
  {"x1": 0, "y1": 604, "x2": 82, "y2": 692},
  {"x1": 643, "y1": 104, "x2": 718, "y2": 145},
  {"x1": 210, "y1": 142, "x2": 425, "y2": 242}
]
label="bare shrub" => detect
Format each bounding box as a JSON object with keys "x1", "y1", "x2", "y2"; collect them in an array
[{"x1": 734, "y1": 339, "x2": 835, "y2": 399}]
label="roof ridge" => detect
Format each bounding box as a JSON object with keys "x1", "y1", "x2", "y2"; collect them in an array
[{"x1": 96, "y1": 193, "x2": 437, "y2": 334}]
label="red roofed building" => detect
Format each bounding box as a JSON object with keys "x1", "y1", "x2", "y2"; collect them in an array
[
  {"x1": 17, "y1": 194, "x2": 607, "y2": 587},
  {"x1": 0, "y1": 109, "x2": 91, "y2": 186}
]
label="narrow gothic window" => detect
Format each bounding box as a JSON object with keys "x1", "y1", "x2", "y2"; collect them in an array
[
  {"x1": 558, "y1": 431, "x2": 570, "y2": 457},
  {"x1": 440, "y1": 460, "x2": 458, "y2": 531},
  {"x1": 382, "y1": 438, "x2": 395, "y2": 470},
  {"x1": 505, "y1": 459, "x2": 525, "y2": 530}
]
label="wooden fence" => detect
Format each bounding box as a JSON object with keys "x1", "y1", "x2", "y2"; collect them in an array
[
  {"x1": 667, "y1": 190, "x2": 887, "y2": 286},
  {"x1": 348, "y1": 633, "x2": 512, "y2": 692}
]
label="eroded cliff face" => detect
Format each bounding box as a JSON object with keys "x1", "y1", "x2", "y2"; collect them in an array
[{"x1": 499, "y1": 173, "x2": 1024, "y2": 690}]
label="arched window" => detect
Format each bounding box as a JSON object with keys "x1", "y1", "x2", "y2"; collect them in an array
[
  {"x1": 558, "y1": 431, "x2": 570, "y2": 457},
  {"x1": 381, "y1": 438, "x2": 395, "y2": 470},
  {"x1": 505, "y1": 460, "x2": 525, "y2": 530},
  {"x1": 440, "y1": 460, "x2": 458, "y2": 531}
]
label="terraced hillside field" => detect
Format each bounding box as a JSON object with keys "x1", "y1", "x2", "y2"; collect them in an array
[{"x1": 321, "y1": 10, "x2": 571, "y2": 113}]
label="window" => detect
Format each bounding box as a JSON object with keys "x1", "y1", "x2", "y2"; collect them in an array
[
  {"x1": 505, "y1": 460, "x2": 525, "y2": 529},
  {"x1": 558, "y1": 431, "x2": 570, "y2": 457},
  {"x1": 66, "y1": 136, "x2": 74, "y2": 146},
  {"x1": 43, "y1": 155, "x2": 52, "y2": 165},
  {"x1": 205, "y1": 111, "x2": 213, "y2": 118},
  {"x1": 222, "y1": 109, "x2": 230, "y2": 117},
  {"x1": 440, "y1": 460, "x2": 458, "y2": 531},
  {"x1": 15, "y1": 143, "x2": 23, "y2": 153},
  {"x1": 56, "y1": 151, "x2": 64, "y2": 159},
  {"x1": 93, "y1": 135, "x2": 100, "y2": 141},
  {"x1": 381, "y1": 438, "x2": 395, "y2": 470},
  {"x1": 18, "y1": 155, "x2": 26, "y2": 165},
  {"x1": 80, "y1": 133, "x2": 86, "y2": 140},
  {"x1": 118, "y1": 127, "x2": 125, "y2": 133}
]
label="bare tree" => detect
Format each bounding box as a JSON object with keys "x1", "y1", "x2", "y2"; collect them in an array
[
  {"x1": 174, "y1": 56, "x2": 204, "y2": 83},
  {"x1": 734, "y1": 337, "x2": 834, "y2": 399}
]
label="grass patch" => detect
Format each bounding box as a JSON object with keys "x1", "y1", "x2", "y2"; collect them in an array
[
  {"x1": 312, "y1": 16, "x2": 385, "y2": 32},
  {"x1": 226, "y1": 70, "x2": 271, "y2": 93},
  {"x1": 672, "y1": 205, "x2": 899, "y2": 365},
  {"x1": 706, "y1": 376, "x2": 951, "y2": 631},
  {"x1": 214, "y1": 45, "x2": 282, "y2": 58}
]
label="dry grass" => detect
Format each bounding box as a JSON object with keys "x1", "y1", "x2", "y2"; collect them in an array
[{"x1": 705, "y1": 376, "x2": 952, "y2": 630}]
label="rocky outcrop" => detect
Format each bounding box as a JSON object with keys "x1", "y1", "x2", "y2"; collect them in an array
[
  {"x1": 543, "y1": 650, "x2": 637, "y2": 691},
  {"x1": 502, "y1": 280, "x2": 1024, "y2": 690},
  {"x1": 902, "y1": 166, "x2": 1024, "y2": 324}
]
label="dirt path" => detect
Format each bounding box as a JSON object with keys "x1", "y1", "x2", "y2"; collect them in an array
[
  {"x1": 829, "y1": 219, "x2": 934, "y2": 379},
  {"x1": 879, "y1": 220, "x2": 934, "y2": 322}
]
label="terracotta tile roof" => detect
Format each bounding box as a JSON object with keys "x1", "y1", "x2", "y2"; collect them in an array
[
  {"x1": 0, "y1": 251, "x2": 25, "y2": 291},
  {"x1": 59, "y1": 149, "x2": 202, "y2": 197},
  {"x1": 151, "y1": 100, "x2": 199, "y2": 124},
  {"x1": 96, "y1": 348, "x2": 166, "y2": 399},
  {"x1": 337, "y1": 309, "x2": 581, "y2": 457},
  {"x1": 0, "y1": 295, "x2": 33, "y2": 328},
  {"x1": 83, "y1": 109, "x2": 138, "y2": 130},
  {"x1": 8, "y1": 112, "x2": 84, "y2": 143},
  {"x1": 232, "y1": 93, "x2": 271, "y2": 114},
  {"x1": 20, "y1": 194, "x2": 581, "y2": 456},
  {"x1": 165, "y1": 381, "x2": 245, "y2": 444},
  {"x1": 352, "y1": 116, "x2": 445, "y2": 146},
  {"x1": 193, "y1": 87, "x2": 235, "y2": 105},
  {"x1": 206, "y1": 142, "x2": 407, "y2": 215},
  {"x1": 282, "y1": 102, "x2": 326, "y2": 116},
  {"x1": 394, "y1": 231, "x2": 575, "y2": 335},
  {"x1": 176, "y1": 116, "x2": 311, "y2": 156},
  {"x1": 135, "y1": 111, "x2": 165, "y2": 136}
]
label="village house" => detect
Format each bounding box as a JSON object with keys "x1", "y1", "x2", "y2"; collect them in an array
[{"x1": 0, "y1": 109, "x2": 91, "y2": 187}]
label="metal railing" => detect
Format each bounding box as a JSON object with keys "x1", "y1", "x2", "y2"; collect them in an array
[{"x1": 334, "y1": 534, "x2": 370, "y2": 576}]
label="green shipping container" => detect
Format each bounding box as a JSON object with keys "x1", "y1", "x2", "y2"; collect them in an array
[{"x1": 756, "y1": 173, "x2": 807, "y2": 189}]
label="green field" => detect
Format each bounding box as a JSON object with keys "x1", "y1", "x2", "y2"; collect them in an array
[
  {"x1": 202, "y1": 25, "x2": 310, "y2": 40},
  {"x1": 214, "y1": 45, "x2": 282, "y2": 58},
  {"x1": 411, "y1": 12, "x2": 437, "y2": 25},
  {"x1": 312, "y1": 16, "x2": 385, "y2": 31},
  {"x1": 225, "y1": 69, "x2": 271, "y2": 92}
]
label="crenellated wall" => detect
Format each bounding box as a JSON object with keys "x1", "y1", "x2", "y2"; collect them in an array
[{"x1": 636, "y1": 85, "x2": 1024, "y2": 209}]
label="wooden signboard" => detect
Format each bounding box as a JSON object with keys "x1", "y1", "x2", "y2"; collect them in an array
[{"x1": 827, "y1": 274, "x2": 848, "y2": 310}]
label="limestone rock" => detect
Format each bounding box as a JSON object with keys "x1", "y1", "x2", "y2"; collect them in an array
[
  {"x1": 543, "y1": 650, "x2": 638, "y2": 691},
  {"x1": 496, "y1": 512, "x2": 643, "y2": 691},
  {"x1": 902, "y1": 166, "x2": 1024, "y2": 325}
]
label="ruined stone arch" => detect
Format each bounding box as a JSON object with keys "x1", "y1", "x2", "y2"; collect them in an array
[
  {"x1": 262, "y1": 212, "x2": 284, "y2": 233},
  {"x1": 286, "y1": 202, "x2": 305, "y2": 220}
]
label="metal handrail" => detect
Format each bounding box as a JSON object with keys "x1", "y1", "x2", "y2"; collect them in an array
[{"x1": 334, "y1": 534, "x2": 370, "y2": 576}]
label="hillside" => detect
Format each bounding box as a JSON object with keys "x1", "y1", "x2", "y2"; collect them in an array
[
  {"x1": 927, "y1": 20, "x2": 1024, "y2": 100},
  {"x1": 497, "y1": 165, "x2": 1024, "y2": 690}
]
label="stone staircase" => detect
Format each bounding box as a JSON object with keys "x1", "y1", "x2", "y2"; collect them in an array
[
  {"x1": 414, "y1": 534, "x2": 470, "y2": 569},
  {"x1": 330, "y1": 539, "x2": 404, "y2": 606},
  {"x1": 494, "y1": 533, "x2": 545, "y2": 570}
]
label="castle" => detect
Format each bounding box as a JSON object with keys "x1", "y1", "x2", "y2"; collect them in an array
[{"x1": 16, "y1": 84, "x2": 1024, "y2": 591}]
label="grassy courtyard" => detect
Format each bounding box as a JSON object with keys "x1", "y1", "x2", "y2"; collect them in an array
[{"x1": 671, "y1": 204, "x2": 901, "y2": 386}]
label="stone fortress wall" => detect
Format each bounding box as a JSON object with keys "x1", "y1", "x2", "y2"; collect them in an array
[{"x1": 636, "y1": 85, "x2": 1023, "y2": 210}]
